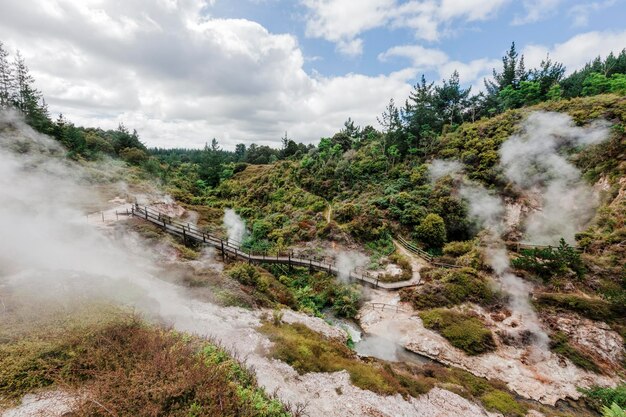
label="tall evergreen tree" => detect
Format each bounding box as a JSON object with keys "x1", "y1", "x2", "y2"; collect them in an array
[
  {"x1": 12, "y1": 50, "x2": 50, "y2": 131},
  {"x1": 434, "y1": 70, "x2": 471, "y2": 126},
  {"x1": 402, "y1": 75, "x2": 439, "y2": 156},
  {"x1": 0, "y1": 41, "x2": 13, "y2": 109}
]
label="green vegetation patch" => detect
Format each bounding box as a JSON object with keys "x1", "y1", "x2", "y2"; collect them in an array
[
  {"x1": 419, "y1": 308, "x2": 496, "y2": 355},
  {"x1": 581, "y1": 384, "x2": 626, "y2": 413},
  {"x1": 259, "y1": 322, "x2": 434, "y2": 398},
  {"x1": 511, "y1": 239, "x2": 585, "y2": 281},
  {"x1": 226, "y1": 262, "x2": 297, "y2": 309},
  {"x1": 401, "y1": 267, "x2": 501, "y2": 310},
  {"x1": 549, "y1": 331, "x2": 600, "y2": 373},
  {"x1": 480, "y1": 390, "x2": 528, "y2": 417},
  {"x1": 535, "y1": 292, "x2": 619, "y2": 322},
  {"x1": 0, "y1": 308, "x2": 289, "y2": 416}
]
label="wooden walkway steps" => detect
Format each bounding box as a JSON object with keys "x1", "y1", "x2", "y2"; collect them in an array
[{"x1": 131, "y1": 204, "x2": 419, "y2": 290}]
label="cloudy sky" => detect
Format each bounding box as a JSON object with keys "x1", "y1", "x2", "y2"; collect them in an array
[{"x1": 0, "y1": 0, "x2": 624, "y2": 149}]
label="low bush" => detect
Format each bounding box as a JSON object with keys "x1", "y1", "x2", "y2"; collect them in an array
[
  {"x1": 419, "y1": 308, "x2": 496, "y2": 355},
  {"x1": 443, "y1": 240, "x2": 474, "y2": 257},
  {"x1": 511, "y1": 239, "x2": 585, "y2": 281},
  {"x1": 480, "y1": 389, "x2": 527, "y2": 417},
  {"x1": 0, "y1": 312, "x2": 289, "y2": 416},
  {"x1": 259, "y1": 322, "x2": 434, "y2": 399},
  {"x1": 535, "y1": 292, "x2": 616, "y2": 322},
  {"x1": 226, "y1": 263, "x2": 297, "y2": 309},
  {"x1": 581, "y1": 384, "x2": 626, "y2": 412},
  {"x1": 266, "y1": 266, "x2": 361, "y2": 318},
  {"x1": 401, "y1": 268, "x2": 500, "y2": 309},
  {"x1": 549, "y1": 331, "x2": 600, "y2": 373}
]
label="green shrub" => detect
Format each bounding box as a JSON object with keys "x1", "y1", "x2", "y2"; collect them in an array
[
  {"x1": 226, "y1": 263, "x2": 296, "y2": 308},
  {"x1": 419, "y1": 309, "x2": 496, "y2": 355},
  {"x1": 581, "y1": 384, "x2": 626, "y2": 412},
  {"x1": 401, "y1": 268, "x2": 500, "y2": 309},
  {"x1": 602, "y1": 403, "x2": 626, "y2": 417},
  {"x1": 535, "y1": 293, "x2": 616, "y2": 322},
  {"x1": 443, "y1": 240, "x2": 474, "y2": 257},
  {"x1": 511, "y1": 238, "x2": 585, "y2": 280},
  {"x1": 415, "y1": 213, "x2": 447, "y2": 248}
]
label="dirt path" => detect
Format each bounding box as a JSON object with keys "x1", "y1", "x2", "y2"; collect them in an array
[
  {"x1": 324, "y1": 201, "x2": 332, "y2": 224},
  {"x1": 392, "y1": 239, "x2": 425, "y2": 285}
]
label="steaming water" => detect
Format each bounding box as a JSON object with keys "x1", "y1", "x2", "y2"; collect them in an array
[
  {"x1": 326, "y1": 314, "x2": 432, "y2": 365},
  {"x1": 223, "y1": 208, "x2": 247, "y2": 246}
]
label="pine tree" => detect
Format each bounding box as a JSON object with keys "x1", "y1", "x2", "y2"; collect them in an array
[
  {"x1": 434, "y1": 70, "x2": 471, "y2": 126},
  {"x1": 402, "y1": 75, "x2": 439, "y2": 156},
  {"x1": 12, "y1": 50, "x2": 50, "y2": 131},
  {"x1": 0, "y1": 41, "x2": 13, "y2": 109}
]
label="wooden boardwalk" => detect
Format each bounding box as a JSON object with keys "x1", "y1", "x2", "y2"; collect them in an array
[{"x1": 131, "y1": 205, "x2": 419, "y2": 290}]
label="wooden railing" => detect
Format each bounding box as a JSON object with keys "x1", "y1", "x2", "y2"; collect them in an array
[
  {"x1": 131, "y1": 205, "x2": 419, "y2": 290},
  {"x1": 395, "y1": 235, "x2": 460, "y2": 269},
  {"x1": 363, "y1": 302, "x2": 409, "y2": 314}
]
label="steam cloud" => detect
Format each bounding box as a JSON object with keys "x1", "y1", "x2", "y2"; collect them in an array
[
  {"x1": 335, "y1": 250, "x2": 369, "y2": 282},
  {"x1": 223, "y1": 209, "x2": 247, "y2": 246},
  {"x1": 428, "y1": 111, "x2": 609, "y2": 359},
  {"x1": 500, "y1": 112, "x2": 609, "y2": 244},
  {"x1": 0, "y1": 110, "x2": 209, "y2": 323},
  {"x1": 428, "y1": 159, "x2": 463, "y2": 182}
]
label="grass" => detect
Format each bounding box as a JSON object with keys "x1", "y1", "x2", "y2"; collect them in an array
[
  {"x1": 419, "y1": 308, "x2": 496, "y2": 355},
  {"x1": 549, "y1": 331, "x2": 601, "y2": 373},
  {"x1": 0, "y1": 304, "x2": 290, "y2": 416},
  {"x1": 480, "y1": 390, "x2": 528, "y2": 417},
  {"x1": 258, "y1": 322, "x2": 434, "y2": 399},
  {"x1": 535, "y1": 292, "x2": 618, "y2": 322}
]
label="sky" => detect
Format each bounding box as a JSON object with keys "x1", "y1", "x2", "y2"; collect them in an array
[{"x1": 0, "y1": 0, "x2": 624, "y2": 149}]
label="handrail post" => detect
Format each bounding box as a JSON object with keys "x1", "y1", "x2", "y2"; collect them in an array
[{"x1": 221, "y1": 240, "x2": 225, "y2": 261}]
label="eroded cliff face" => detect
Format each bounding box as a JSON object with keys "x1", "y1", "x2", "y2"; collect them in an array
[{"x1": 358, "y1": 292, "x2": 622, "y2": 407}]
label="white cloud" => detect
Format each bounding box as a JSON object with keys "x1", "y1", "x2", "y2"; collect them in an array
[
  {"x1": 378, "y1": 45, "x2": 449, "y2": 69},
  {"x1": 512, "y1": 0, "x2": 562, "y2": 25},
  {"x1": 567, "y1": 0, "x2": 616, "y2": 28},
  {"x1": 0, "y1": 0, "x2": 416, "y2": 148},
  {"x1": 301, "y1": 0, "x2": 510, "y2": 55},
  {"x1": 522, "y1": 29, "x2": 626, "y2": 74},
  {"x1": 379, "y1": 43, "x2": 498, "y2": 90}
]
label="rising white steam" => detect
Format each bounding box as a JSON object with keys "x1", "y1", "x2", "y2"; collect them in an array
[
  {"x1": 428, "y1": 111, "x2": 610, "y2": 359},
  {"x1": 500, "y1": 112, "x2": 609, "y2": 244},
  {"x1": 335, "y1": 250, "x2": 369, "y2": 282},
  {"x1": 223, "y1": 209, "x2": 247, "y2": 246},
  {"x1": 428, "y1": 159, "x2": 464, "y2": 182},
  {"x1": 0, "y1": 110, "x2": 206, "y2": 322}
]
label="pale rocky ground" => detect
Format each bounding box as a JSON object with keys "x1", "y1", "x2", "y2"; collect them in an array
[
  {"x1": 359, "y1": 289, "x2": 621, "y2": 406},
  {"x1": 2, "y1": 200, "x2": 502, "y2": 417},
  {"x1": 2, "y1": 391, "x2": 75, "y2": 417}
]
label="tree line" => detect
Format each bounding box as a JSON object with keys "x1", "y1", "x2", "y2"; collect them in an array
[
  {"x1": 2, "y1": 39, "x2": 625, "y2": 196},
  {"x1": 0, "y1": 41, "x2": 147, "y2": 161},
  {"x1": 374, "y1": 43, "x2": 626, "y2": 163}
]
